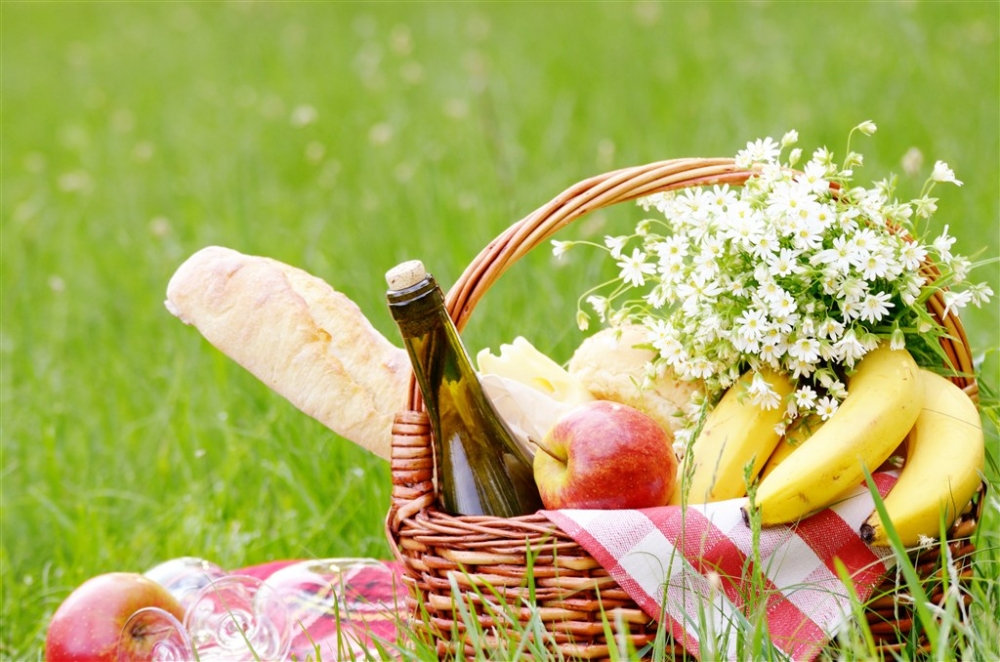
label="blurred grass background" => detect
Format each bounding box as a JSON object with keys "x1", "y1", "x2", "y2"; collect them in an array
[{"x1": 2, "y1": 2, "x2": 998, "y2": 658}]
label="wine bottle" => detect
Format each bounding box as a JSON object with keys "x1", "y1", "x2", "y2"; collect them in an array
[{"x1": 386, "y1": 260, "x2": 543, "y2": 517}]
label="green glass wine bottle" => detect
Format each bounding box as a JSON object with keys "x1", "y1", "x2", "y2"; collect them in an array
[{"x1": 386, "y1": 260, "x2": 543, "y2": 517}]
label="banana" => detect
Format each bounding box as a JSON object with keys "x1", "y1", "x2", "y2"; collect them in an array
[
  {"x1": 749, "y1": 345, "x2": 923, "y2": 526},
  {"x1": 477, "y1": 337, "x2": 595, "y2": 407},
  {"x1": 860, "y1": 369, "x2": 984, "y2": 547},
  {"x1": 672, "y1": 367, "x2": 794, "y2": 504},
  {"x1": 758, "y1": 414, "x2": 826, "y2": 481}
]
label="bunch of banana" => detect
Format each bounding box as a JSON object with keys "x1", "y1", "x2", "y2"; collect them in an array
[
  {"x1": 860, "y1": 369, "x2": 984, "y2": 547},
  {"x1": 746, "y1": 345, "x2": 924, "y2": 526},
  {"x1": 480, "y1": 335, "x2": 983, "y2": 547},
  {"x1": 671, "y1": 367, "x2": 794, "y2": 505}
]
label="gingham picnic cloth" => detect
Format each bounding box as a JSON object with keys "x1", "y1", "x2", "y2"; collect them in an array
[{"x1": 542, "y1": 472, "x2": 898, "y2": 661}]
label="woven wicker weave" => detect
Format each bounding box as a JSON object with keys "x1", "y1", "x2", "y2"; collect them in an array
[{"x1": 384, "y1": 159, "x2": 983, "y2": 660}]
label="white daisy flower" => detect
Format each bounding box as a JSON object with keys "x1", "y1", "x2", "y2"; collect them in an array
[
  {"x1": 616, "y1": 248, "x2": 655, "y2": 287},
  {"x1": 604, "y1": 235, "x2": 629, "y2": 259},
  {"x1": 816, "y1": 395, "x2": 840, "y2": 420},
  {"x1": 747, "y1": 370, "x2": 783, "y2": 410},
  {"x1": 931, "y1": 160, "x2": 963, "y2": 186}
]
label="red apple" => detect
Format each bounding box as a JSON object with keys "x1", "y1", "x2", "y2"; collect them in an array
[
  {"x1": 533, "y1": 400, "x2": 678, "y2": 510},
  {"x1": 44, "y1": 572, "x2": 186, "y2": 662}
]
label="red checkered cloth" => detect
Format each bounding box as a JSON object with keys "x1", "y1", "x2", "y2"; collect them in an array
[{"x1": 542, "y1": 472, "x2": 898, "y2": 661}]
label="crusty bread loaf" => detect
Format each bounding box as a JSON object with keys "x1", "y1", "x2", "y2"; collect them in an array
[
  {"x1": 165, "y1": 246, "x2": 408, "y2": 460},
  {"x1": 568, "y1": 325, "x2": 701, "y2": 434}
]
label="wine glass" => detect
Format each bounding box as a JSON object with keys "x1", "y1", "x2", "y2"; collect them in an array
[
  {"x1": 183, "y1": 575, "x2": 291, "y2": 661},
  {"x1": 144, "y1": 556, "x2": 228, "y2": 611},
  {"x1": 116, "y1": 607, "x2": 194, "y2": 662},
  {"x1": 264, "y1": 558, "x2": 399, "y2": 661}
]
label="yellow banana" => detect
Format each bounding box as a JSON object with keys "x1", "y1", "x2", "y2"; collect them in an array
[
  {"x1": 758, "y1": 414, "x2": 826, "y2": 481},
  {"x1": 750, "y1": 345, "x2": 923, "y2": 526},
  {"x1": 672, "y1": 367, "x2": 794, "y2": 504},
  {"x1": 860, "y1": 369, "x2": 984, "y2": 548}
]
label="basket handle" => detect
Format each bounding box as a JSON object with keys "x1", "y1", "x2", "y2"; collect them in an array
[
  {"x1": 404, "y1": 158, "x2": 748, "y2": 410},
  {"x1": 405, "y1": 156, "x2": 978, "y2": 409},
  {"x1": 445, "y1": 158, "x2": 746, "y2": 331}
]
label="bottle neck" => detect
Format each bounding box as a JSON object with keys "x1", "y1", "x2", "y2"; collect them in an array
[{"x1": 387, "y1": 275, "x2": 447, "y2": 338}]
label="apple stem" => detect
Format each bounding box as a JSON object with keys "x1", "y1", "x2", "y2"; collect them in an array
[{"x1": 529, "y1": 436, "x2": 563, "y2": 462}]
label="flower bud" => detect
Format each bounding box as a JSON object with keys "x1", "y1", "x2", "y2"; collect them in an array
[{"x1": 857, "y1": 120, "x2": 878, "y2": 136}]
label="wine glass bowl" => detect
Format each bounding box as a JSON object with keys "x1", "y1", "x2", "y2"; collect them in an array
[
  {"x1": 120, "y1": 557, "x2": 400, "y2": 661},
  {"x1": 183, "y1": 575, "x2": 291, "y2": 661},
  {"x1": 143, "y1": 556, "x2": 228, "y2": 611},
  {"x1": 115, "y1": 607, "x2": 194, "y2": 662}
]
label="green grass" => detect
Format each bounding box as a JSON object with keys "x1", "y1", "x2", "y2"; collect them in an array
[{"x1": 2, "y1": 2, "x2": 998, "y2": 660}]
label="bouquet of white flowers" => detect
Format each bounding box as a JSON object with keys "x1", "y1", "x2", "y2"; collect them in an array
[{"x1": 553, "y1": 122, "x2": 993, "y2": 448}]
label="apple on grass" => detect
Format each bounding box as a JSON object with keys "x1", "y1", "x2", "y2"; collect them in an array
[
  {"x1": 533, "y1": 400, "x2": 678, "y2": 510},
  {"x1": 44, "y1": 572, "x2": 187, "y2": 662}
]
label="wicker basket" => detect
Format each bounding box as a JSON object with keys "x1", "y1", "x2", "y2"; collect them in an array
[{"x1": 384, "y1": 159, "x2": 984, "y2": 660}]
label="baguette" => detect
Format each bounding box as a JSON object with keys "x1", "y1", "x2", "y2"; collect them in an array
[{"x1": 165, "y1": 246, "x2": 409, "y2": 460}]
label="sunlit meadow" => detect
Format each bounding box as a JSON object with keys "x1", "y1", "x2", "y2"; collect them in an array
[{"x1": 3, "y1": 3, "x2": 997, "y2": 659}]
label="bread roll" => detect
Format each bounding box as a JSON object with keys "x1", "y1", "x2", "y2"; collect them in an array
[
  {"x1": 165, "y1": 246, "x2": 409, "y2": 460},
  {"x1": 568, "y1": 325, "x2": 700, "y2": 434}
]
